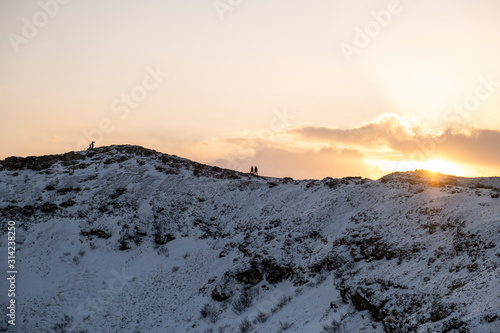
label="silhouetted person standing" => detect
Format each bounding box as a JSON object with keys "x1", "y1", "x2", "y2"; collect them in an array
[
  {"x1": 255, "y1": 166, "x2": 258, "y2": 175},
  {"x1": 251, "y1": 166, "x2": 254, "y2": 174},
  {"x1": 91, "y1": 141, "x2": 95, "y2": 149}
]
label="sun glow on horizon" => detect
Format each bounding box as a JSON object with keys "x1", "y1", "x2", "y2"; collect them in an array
[
  {"x1": 416, "y1": 159, "x2": 463, "y2": 176},
  {"x1": 365, "y1": 158, "x2": 468, "y2": 179}
]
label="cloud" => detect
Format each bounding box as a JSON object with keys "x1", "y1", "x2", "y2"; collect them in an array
[
  {"x1": 162, "y1": 113, "x2": 498, "y2": 179},
  {"x1": 212, "y1": 141, "x2": 369, "y2": 180},
  {"x1": 162, "y1": 130, "x2": 369, "y2": 179},
  {"x1": 290, "y1": 113, "x2": 418, "y2": 149},
  {"x1": 426, "y1": 129, "x2": 500, "y2": 166},
  {"x1": 290, "y1": 113, "x2": 500, "y2": 168}
]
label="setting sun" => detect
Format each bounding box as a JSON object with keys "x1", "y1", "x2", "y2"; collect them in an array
[
  {"x1": 364, "y1": 158, "x2": 469, "y2": 179},
  {"x1": 408, "y1": 159, "x2": 463, "y2": 176}
]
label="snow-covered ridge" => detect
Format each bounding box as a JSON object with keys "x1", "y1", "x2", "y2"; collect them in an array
[{"x1": 0, "y1": 145, "x2": 499, "y2": 332}]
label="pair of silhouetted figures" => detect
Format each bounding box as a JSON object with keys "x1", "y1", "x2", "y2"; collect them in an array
[
  {"x1": 88, "y1": 141, "x2": 95, "y2": 150},
  {"x1": 250, "y1": 165, "x2": 258, "y2": 175}
]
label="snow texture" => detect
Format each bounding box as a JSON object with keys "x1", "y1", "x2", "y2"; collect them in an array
[{"x1": 0, "y1": 145, "x2": 499, "y2": 332}]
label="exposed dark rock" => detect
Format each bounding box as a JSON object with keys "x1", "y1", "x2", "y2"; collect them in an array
[
  {"x1": 0, "y1": 205, "x2": 23, "y2": 218},
  {"x1": 235, "y1": 261, "x2": 263, "y2": 286},
  {"x1": 154, "y1": 232, "x2": 176, "y2": 245},
  {"x1": 109, "y1": 187, "x2": 127, "y2": 199},
  {"x1": 310, "y1": 254, "x2": 347, "y2": 273},
  {"x1": 81, "y1": 229, "x2": 112, "y2": 239},
  {"x1": 483, "y1": 314, "x2": 498, "y2": 323},
  {"x1": 57, "y1": 187, "x2": 82, "y2": 194},
  {"x1": 118, "y1": 228, "x2": 147, "y2": 250},
  {"x1": 442, "y1": 318, "x2": 469, "y2": 333},
  {"x1": 0, "y1": 151, "x2": 86, "y2": 171},
  {"x1": 261, "y1": 259, "x2": 294, "y2": 284},
  {"x1": 60, "y1": 200, "x2": 76, "y2": 208},
  {"x1": 23, "y1": 205, "x2": 36, "y2": 216},
  {"x1": 104, "y1": 155, "x2": 129, "y2": 165},
  {"x1": 192, "y1": 163, "x2": 242, "y2": 180},
  {"x1": 430, "y1": 301, "x2": 453, "y2": 322},
  {"x1": 267, "y1": 182, "x2": 278, "y2": 188},
  {"x1": 211, "y1": 284, "x2": 231, "y2": 302},
  {"x1": 40, "y1": 202, "x2": 58, "y2": 214},
  {"x1": 348, "y1": 288, "x2": 388, "y2": 321},
  {"x1": 119, "y1": 239, "x2": 132, "y2": 251}
]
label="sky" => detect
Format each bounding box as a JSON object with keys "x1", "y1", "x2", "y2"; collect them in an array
[{"x1": 1, "y1": 0, "x2": 499, "y2": 179}]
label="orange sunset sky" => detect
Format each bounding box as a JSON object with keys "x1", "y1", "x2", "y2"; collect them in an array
[{"x1": 1, "y1": 0, "x2": 499, "y2": 179}]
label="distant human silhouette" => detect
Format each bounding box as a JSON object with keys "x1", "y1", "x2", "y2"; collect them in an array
[
  {"x1": 251, "y1": 166, "x2": 254, "y2": 174},
  {"x1": 254, "y1": 166, "x2": 258, "y2": 175},
  {"x1": 88, "y1": 141, "x2": 95, "y2": 150}
]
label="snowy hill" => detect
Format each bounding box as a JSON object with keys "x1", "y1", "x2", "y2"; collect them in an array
[{"x1": 0, "y1": 145, "x2": 499, "y2": 333}]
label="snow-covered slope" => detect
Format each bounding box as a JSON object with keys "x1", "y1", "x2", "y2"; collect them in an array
[{"x1": 0, "y1": 145, "x2": 499, "y2": 333}]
